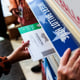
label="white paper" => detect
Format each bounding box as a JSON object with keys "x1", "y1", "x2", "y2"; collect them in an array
[{"x1": 21, "y1": 29, "x2": 55, "y2": 61}]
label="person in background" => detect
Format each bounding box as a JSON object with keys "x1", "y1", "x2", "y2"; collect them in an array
[
  {"x1": 9, "y1": 0, "x2": 41, "y2": 73},
  {"x1": 0, "y1": 40, "x2": 30, "y2": 77},
  {"x1": 0, "y1": 1, "x2": 9, "y2": 39},
  {"x1": 57, "y1": 48, "x2": 80, "y2": 80},
  {"x1": 9, "y1": 0, "x2": 37, "y2": 26}
]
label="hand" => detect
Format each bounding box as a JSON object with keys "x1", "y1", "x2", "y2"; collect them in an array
[
  {"x1": 7, "y1": 40, "x2": 31, "y2": 64},
  {"x1": 57, "y1": 48, "x2": 80, "y2": 80},
  {"x1": 11, "y1": 8, "x2": 19, "y2": 16}
]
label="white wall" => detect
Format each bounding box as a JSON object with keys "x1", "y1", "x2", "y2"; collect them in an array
[{"x1": 1, "y1": 0, "x2": 12, "y2": 17}]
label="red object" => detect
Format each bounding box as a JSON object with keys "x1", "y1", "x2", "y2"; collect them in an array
[
  {"x1": 41, "y1": 63, "x2": 46, "y2": 80},
  {"x1": 9, "y1": 0, "x2": 38, "y2": 26}
]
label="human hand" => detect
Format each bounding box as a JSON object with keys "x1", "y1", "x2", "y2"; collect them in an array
[
  {"x1": 57, "y1": 48, "x2": 80, "y2": 80},
  {"x1": 11, "y1": 8, "x2": 19, "y2": 16},
  {"x1": 7, "y1": 40, "x2": 31, "y2": 64}
]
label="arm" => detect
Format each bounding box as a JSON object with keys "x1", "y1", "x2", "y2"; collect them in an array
[
  {"x1": 9, "y1": 0, "x2": 25, "y2": 16},
  {"x1": 7, "y1": 40, "x2": 30, "y2": 64},
  {"x1": 9, "y1": 0, "x2": 19, "y2": 16},
  {"x1": 0, "y1": 40, "x2": 30, "y2": 77},
  {"x1": 9, "y1": 0, "x2": 18, "y2": 12},
  {"x1": 57, "y1": 48, "x2": 80, "y2": 80}
]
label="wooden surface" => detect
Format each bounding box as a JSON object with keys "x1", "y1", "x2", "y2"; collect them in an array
[{"x1": 4, "y1": 15, "x2": 18, "y2": 25}]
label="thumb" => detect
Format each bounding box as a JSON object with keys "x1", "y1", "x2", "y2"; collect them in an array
[{"x1": 21, "y1": 40, "x2": 30, "y2": 49}]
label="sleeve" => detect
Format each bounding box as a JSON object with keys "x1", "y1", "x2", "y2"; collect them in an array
[
  {"x1": 0, "y1": 56, "x2": 11, "y2": 77},
  {"x1": 9, "y1": 0, "x2": 18, "y2": 12}
]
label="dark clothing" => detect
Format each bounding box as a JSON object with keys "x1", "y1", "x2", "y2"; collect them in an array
[
  {"x1": 0, "y1": 1, "x2": 26, "y2": 79},
  {"x1": 0, "y1": 1, "x2": 9, "y2": 39},
  {"x1": 0, "y1": 56, "x2": 11, "y2": 77},
  {"x1": 0, "y1": 0, "x2": 11, "y2": 77}
]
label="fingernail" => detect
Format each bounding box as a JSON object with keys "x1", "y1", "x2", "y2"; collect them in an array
[{"x1": 22, "y1": 41, "x2": 24, "y2": 43}]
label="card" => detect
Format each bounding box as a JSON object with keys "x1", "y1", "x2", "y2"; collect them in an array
[{"x1": 18, "y1": 23, "x2": 55, "y2": 61}]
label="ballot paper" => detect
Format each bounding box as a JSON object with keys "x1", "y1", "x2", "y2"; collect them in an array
[
  {"x1": 18, "y1": 23, "x2": 55, "y2": 61},
  {"x1": 26, "y1": 0, "x2": 79, "y2": 57}
]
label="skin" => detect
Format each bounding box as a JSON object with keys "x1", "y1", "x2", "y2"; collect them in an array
[
  {"x1": 10, "y1": 0, "x2": 25, "y2": 16},
  {"x1": 57, "y1": 48, "x2": 80, "y2": 80},
  {"x1": 11, "y1": 8, "x2": 19, "y2": 16},
  {"x1": 7, "y1": 40, "x2": 31, "y2": 64}
]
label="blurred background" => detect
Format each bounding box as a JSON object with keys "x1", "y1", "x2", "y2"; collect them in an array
[{"x1": 0, "y1": 0, "x2": 42, "y2": 80}]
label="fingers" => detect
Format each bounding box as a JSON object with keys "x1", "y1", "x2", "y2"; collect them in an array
[
  {"x1": 12, "y1": 10, "x2": 16, "y2": 15},
  {"x1": 78, "y1": 63, "x2": 80, "y2": 75},
  {"x1": 72, "y1": 56, "x2": 80, "y2": 73},
  {"x1": 22, "y1": 41, "x2": 24, "y2": 43},
  {"x1": 57, "y1": 73, "x2": 61, "y2": 80},
  {"x1": 12, "y1": 9, "x2": 19, "y2": 16},
  {"x1": 57, "y1": 48, "x2": 71, "y2": 80},
  {"x1": 22, "y1": 40, "x2": 30, "y2": 48},
  {"x1": 57, "y1": 67, "x2": 63, "y2": 80},
  {"x1": 67, "y1": 48, "x2": 80, "y2": 67},
  {"x1": 60, "y1": 48, "x2": 71, "y2": 66},
  {"x1": 19, "y1": 40, "x2": 30, "y2": 50},
  {"x1": 23, "y1": 49, "x2": 31, "y2": 59},
  {"x1": 25, "y1": 47, "x2": 31, "y2": 59},
  {"x1": 26, "y1": 52, "x2": 31, "y2": 59},
  {"x1": 57, "y1": 48, "x2": 80, "y2": 80}
]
